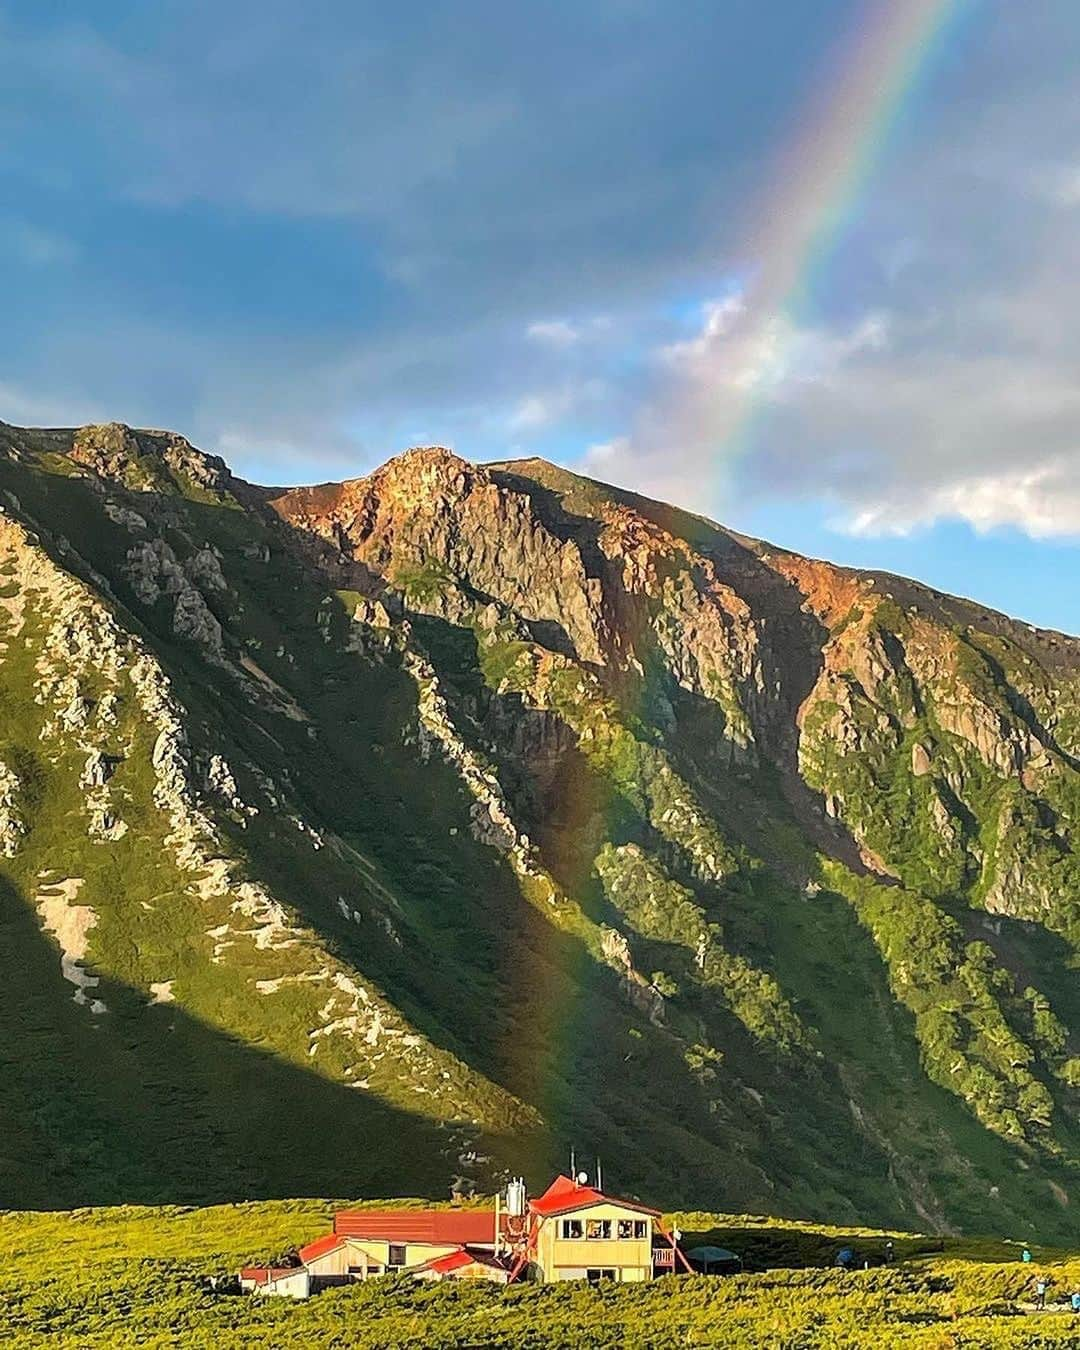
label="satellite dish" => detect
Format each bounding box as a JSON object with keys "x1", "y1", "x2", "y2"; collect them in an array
[{"x1": 576, "y1": 1171, "x2": 589, "y2": 1186}]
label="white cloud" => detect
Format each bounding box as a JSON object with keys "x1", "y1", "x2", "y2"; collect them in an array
[
  {"x1": 934, "y1": 463, "x2": 1080, "y2": 537},
  {"x1": 1032, "y1": 164, "x2": 1080, "y2": 207},
  {"x1": 843, "y1": 461, "x2": 1080, "y2": 540},
  {"x1": 660, "y1": 292, "x2": 745, "y2": 366},
  {"x1": 526, "y1": 319, "x2": 581, "y2": 346},
  {"x1": 525, "y1": 316, "x2": 615, "y2": 347},
  {"x1": 587, "y1": 270, "x2": 1080, "y2": 543},
  {"x1": 583, "y1": 436, "x2": 628, "y2": 469},
  {"x1": 508, "y1": 393, "x2": 563, "y2": 431},
  {"x1": 507, "y1": 378, "x2": 609, "y2": 434}
]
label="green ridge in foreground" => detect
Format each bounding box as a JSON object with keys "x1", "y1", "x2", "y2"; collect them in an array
[{"x1": 4, "y1": 1200, "x2": 1080, "y2": 1348}]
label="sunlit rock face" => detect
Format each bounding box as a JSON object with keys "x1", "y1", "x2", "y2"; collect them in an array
[{"x1": 0, "y1": 417, "x2": 1076, "y2": 1237}]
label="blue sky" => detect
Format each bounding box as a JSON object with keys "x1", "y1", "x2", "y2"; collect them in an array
[{"x1": 2, "y1": 1, "x2": 1079, "y2": 632}]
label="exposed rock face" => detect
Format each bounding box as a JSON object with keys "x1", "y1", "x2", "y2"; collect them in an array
[
  {"x1": 70, "y1": 422, "x2": 143, "y2": 479},
  {"x1": 0, "y1": 418, "x2": 1077, "y2": 1233},
  {"x1": 0, "y1": 758, "x2": 24, "y2": 857},
  {"x1": 72, "y1": 422, "x2": 232, "y2": 493},
  {"x1": 272, "y1": 448, "x2": 1078, "y2": 943},
  {"x1": 171, "y1": 585, "x2": 224, "y2": 652},
  {"x1": 125, "y1": 537, "x2": 225, "y2": 654},
  {"x1": 270, "y1": 451, "x2": 807, "y2": 770},
  {"x1": 35, "y1": 875, "x2": 106, "y2": 1014},
  {"x1": 272, "y1": 448, "x2": 613, "y2": 665}
]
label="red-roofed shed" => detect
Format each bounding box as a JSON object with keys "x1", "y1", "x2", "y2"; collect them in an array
[
  {"x1": 237, "y1": 1265, "x2": 310, "y2": 1298},
  {"x1": 298, "y1": 1233, "x2": 346, "y2": 1264},
  {"x1": 412, "y1": 1246, "x2": 512, "y2": 1283}
]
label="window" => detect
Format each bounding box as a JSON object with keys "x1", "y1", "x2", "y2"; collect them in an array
[
  {"x1": 617, "y1": 1220, "x2": 633, "y2": 1240},
  {"x1": 387, "y1": 1244, "x2": 407, "y2": 1270},
  {"x1": 634, "y1": 1221, "x2": 648, "y2": 1240},
  {"x1": 586, "y1": 1219, "x2": 612, "y2": 1240},
  {"x1": 561, "y1": 1219, "x2": 583, "y2": 1239},
  {"x1": 586, "y1": 1268, "x2": 616, "y2": 1284}
]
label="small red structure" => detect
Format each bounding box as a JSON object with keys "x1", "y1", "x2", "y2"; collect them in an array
[
  {"x1": 298, "y1": 1233, "x2": 348, "y2": 1264},
  {"x1": 238, "y1": 1265, "x2": 310, "y2": 1298},
  {"x1": 412, "y1": 1247, "x2": 512, "y2": 1283}
]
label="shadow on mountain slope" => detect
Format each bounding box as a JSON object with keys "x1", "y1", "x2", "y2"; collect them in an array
[{"x1": 0, "y1": 875, "x2": 508, "y2": 1210}]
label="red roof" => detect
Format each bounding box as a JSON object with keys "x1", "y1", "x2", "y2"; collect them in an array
[
  {"x1": 298, "y1": 1232, "x2": 347, "y2": 1263},
  {"x1": 239, "y1": 1265, "x2": 303, "y2": 1285},
  {"x1": 333, "y1": 1209, "x2": 498, "y2": 1245},
  {"x1": 423, "y1": 1248, "x2": 475, "y2": 1274},
  {"x1": 528, "y1": 1175, "x2": 660, "y2": 1219},
  {"x1": 419, "y1": 1246, "x2": 512, "y2": 1276}
]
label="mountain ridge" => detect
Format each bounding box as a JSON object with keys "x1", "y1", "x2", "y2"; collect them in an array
[{"x1": 0, "y1": 418, "x2": 1076, "y2": 1237}]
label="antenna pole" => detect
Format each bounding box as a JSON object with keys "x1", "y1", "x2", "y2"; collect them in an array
[
  {"x1": 596, "y1": 1157, "x2": 602, "y2": 1192},
  {"x1": 570, "y1": 1146, "x2": 575, "y2": 1179},
  {"x1": 494, "y1": 1189, "x2": 501, "y2": 1258}
]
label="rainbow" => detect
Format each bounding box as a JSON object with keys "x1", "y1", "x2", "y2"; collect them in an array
[
  {"x1": 510, "y1": 0, "x2": 979, "y2": 1183},
  {"x1": 663, "y1": 0, "x2": 974, "y2": 479}
]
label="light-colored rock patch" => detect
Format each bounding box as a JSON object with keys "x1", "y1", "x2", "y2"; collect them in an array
[
  {"x1": 35, "y1": 877, "x2": 107, "y2": 1014},
  {"x1": 0, "y1": 758, "x2": 25, "y2": 856},
  {"x1": 104, "y1": 501, "x2": 148, "y2": 532},
  {"x1": 237, "y1": 655, "x2": 311, "y2": 722}
]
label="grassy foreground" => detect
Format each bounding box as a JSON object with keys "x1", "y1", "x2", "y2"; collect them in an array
[{"x1": 4, "y1": 1199, "x2": 1080, "y2": 1348}]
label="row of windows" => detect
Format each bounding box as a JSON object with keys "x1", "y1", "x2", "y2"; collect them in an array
[{"x1": 560, "y1": 1218, "x2": 649, "y2": 1240}]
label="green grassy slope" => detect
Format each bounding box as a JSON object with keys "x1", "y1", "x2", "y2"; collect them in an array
[
  {"x1": 4, "y1": 1199, "x2": 1080, "y2": 1348},
  {"x1": 0, "y1": 422, "x2": 1076, "y2": 1240}
]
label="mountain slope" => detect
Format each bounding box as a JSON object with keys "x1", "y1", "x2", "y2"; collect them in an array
[{"x1": 0, "y1": 420, "x2": 1076, "y2": 1236}]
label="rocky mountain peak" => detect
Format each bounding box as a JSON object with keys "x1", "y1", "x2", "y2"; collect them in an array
[{"x1": 68, "y1": 421, "x2": 232, "y2": 494}]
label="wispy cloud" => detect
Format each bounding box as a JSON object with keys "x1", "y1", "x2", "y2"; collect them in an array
[
  {"x1": 507, "y1": 378, "x2": 609, "y2": 432},
  {"x1": 526, "y1": 319, "x2": 581, "y2": 346},
  {"x1": 4, "y1": 219, "x2": 79, "y2": 266},
  {"x1": 525, "y1": 316, "x2": 613, "y2": 347},
  {"x1": 659, "y1": 293, "x2": 745, "y2": 366}
]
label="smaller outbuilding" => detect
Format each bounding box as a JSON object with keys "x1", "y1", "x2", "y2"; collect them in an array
[
  {"x1": 412, "y1": 1247, "x2": 513, "y2": 1283},
  {"x1": 297, "y1": 1233, "x2": 383, "y2": 1289},
  {"x1": 684, "y1": 1245, "x2": 742, "y2": 1275},
  {"x1": 238, "y1": 1265, "x2": 310, "y2": 1299}
]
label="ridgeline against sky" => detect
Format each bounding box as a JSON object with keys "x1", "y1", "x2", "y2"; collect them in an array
[{"x1": 0, "y1": 1, "x2": 1077, "y2": 630}]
